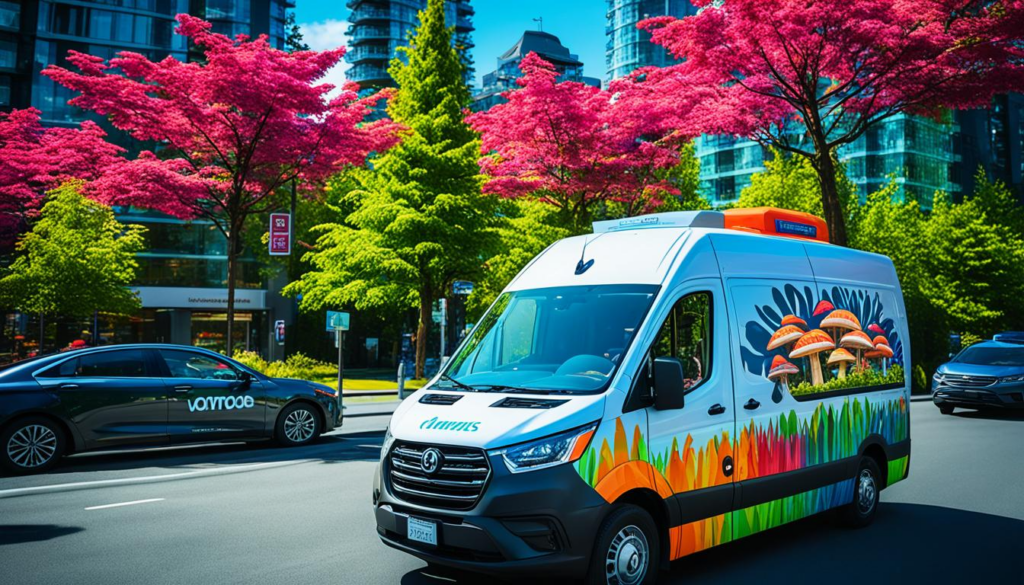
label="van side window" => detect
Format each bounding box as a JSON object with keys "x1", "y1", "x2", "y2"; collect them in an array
[{"x1": 647, "y1": 292, "x2": 713, "y2": 393}]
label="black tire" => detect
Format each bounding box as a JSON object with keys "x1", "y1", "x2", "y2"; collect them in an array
[
  {"x1": 1, "y1": 416, "x2": 66, "y2": 475},
  {"x1": 938, "y1": 404, "x2": 955, "y2": 415},
  {"x1": 275, "y1": 403, "x2": 321, "y2": 447},
  {"x1": 838, "y1": 457, "x2": 882, "y2": 529},
  {"x1": 585, "y1": 504, "x2": 660, "y2": 585}
]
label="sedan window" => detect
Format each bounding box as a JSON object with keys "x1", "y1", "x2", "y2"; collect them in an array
[
  {"x1": 159, "y1": 350, "x2": 242, "y2": 381},
  {"x1": 77, "y1": 350, "x2": 149, "y2": 377}
]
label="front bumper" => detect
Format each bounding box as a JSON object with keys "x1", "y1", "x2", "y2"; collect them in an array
[
  {"x1": 373, "y1": 450, "x2": 609, "y2": 577},
  {"x1": 932, "y1": 385, "x2": 1024, "y2": 409}
]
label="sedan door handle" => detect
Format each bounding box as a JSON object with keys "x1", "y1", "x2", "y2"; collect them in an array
[
  {"x1": 59, "y1": 383, "x2": 79, "y2": 390},
  {"x1": 173, "y1": 385, "x2": 193, "y2": 393},
  {"x1": 744, "y1": 398, "x2": 761, "y2": 410},
  {"x1": 707, "y1": 403, "x2": 726, "y2": 416}
]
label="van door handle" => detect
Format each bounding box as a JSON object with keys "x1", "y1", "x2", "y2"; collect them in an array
[
  {"x1": 707, "y1": 403, "x2": 726, "y2": 416},
  {"x1": 173, "y1": 385, "x2": 192, "y2": 393},
  {"x1": 744, "y1": 398, "x2": 761, "y2": 410}
]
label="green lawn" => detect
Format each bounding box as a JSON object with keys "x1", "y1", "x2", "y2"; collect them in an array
[{"x1": 317, "y1": 377, "x2": 427, "y2": 392}]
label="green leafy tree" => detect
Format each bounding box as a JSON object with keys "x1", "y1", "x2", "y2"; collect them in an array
[
  {"x1": 733, "y1": 150, "x2": 857, "y2": 218},
  {"x1": 284, "y1": 11, "x2": 310, "y2": 53},
  {"x1": 0, "y1": 182, "x2": 146, "y2": 319},
  {"x1": 286, "y1": 0, "x2": 499, "y2": 378}
]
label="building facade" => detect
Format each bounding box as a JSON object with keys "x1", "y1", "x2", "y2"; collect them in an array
[
  {"x1": 1, "y1": 0, "x2": 294, "y2": 361},
  {"x1": 471, "y1": 30, "x2": 600, "y2": 112},
  {"x1": 345, "y1": 0, "x2": 474, "y2": 92},
  {"x1": 605, "y1": 0, "x2": 694, "y2": 82}
]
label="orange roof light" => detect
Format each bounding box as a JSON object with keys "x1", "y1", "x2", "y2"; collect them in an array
[{"x1": 722, "y1": 207, "x2": 830, "y2": 243}]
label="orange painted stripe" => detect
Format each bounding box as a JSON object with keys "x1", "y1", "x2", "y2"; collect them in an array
[{"x1": 569, "y1": 429, "x2": 596, "y2": 461}]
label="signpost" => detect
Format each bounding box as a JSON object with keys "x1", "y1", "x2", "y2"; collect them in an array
[
  {"x1": 274, "y1": 320, "x2": 285, "y2": 345},
  {"x1": 326, "y1": 311, "x2": 349, "y2": 425},
  {"x1": 268, "y1": 213, "x2": 291, "y2": 256}
]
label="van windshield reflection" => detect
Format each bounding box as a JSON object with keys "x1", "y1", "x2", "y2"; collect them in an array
[{"x1": 436, "y1": 285, "x2": 659, "y2": 394}]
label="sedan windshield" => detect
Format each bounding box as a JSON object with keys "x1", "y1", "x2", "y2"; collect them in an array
[
  {"x1": 952, "y1": 345, "x2": 1024, "y2": 367},
  {"x1": 437, "y1": 285, "x2": 659, "y2": 394}
]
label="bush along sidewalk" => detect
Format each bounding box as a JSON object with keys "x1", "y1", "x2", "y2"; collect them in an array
[{"x1": 232, "y1": 351, "x2": 426, "y2": 392}]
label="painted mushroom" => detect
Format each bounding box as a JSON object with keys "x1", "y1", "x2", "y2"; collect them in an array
[
  {"x1": 812, "y1": 300, "x2": 835, "y2": 318},
  {"x1": 872, "y1": 335, "x2": 894, "y2": 375},
  {"x1": 780, "y1": 314, "x2": 808, "y2": 329},
  {"x1": 789, "y1": 329, "x2": 835, "y2": 387},
  {"x1": 867, "y1": 323, "x2": 886, "y2": 336},
  {"x1": 827, "y1": 348, "x2": 856, "y2": 379},
  {"x1": 820, "y1": 309, "x2": 862, "y2": 344},
  {"x1": 840, "y1": 330, "x2": 875, "y2": 372},
  {"x1": 767, "y1": 325, "x2": 805, "y2": 353},
  {"x1": 768, "y1": 355, "x2": 800, "y2": 390}
]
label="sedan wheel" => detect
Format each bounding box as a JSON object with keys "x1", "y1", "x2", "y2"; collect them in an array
[
  {"x1": 1, "y1": 417, "x2": 65, "y2": 474},
  {"x1": 276, "y1": 404, "x2": 320, "y2": 446}
]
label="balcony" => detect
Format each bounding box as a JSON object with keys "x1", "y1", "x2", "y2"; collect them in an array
[
  {"x1": 350, "y1": 7, "x2": 393, "y2": 23},
  {"x1": 345, "y1": 45, "x2": 394, "y2": 63},
  {"x1": 349, "y1": 26, "x2": 393, "y2": 42},
  {"x1": 347, "y1": 64, "x2": 391, "y2": 84}
]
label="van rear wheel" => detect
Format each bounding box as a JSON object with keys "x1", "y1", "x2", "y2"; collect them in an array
[
  {"x1": 586, "y1": 504, "x2": 659, "y2": 585},
  {"x1": 838, "y1": 457, "x2": 881, "y2": 529}
]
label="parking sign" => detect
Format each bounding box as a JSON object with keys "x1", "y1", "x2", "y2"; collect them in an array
[{"x1": 269, "y1": 213, "x2": 291, "y2": 256}]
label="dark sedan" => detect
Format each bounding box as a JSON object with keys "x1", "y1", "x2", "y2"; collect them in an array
[
  {"x1": 932, "y1": 340, "x2": 1024, "y2": 414},
  {"x1": 0, "y1": 344, "x2": 340, "y2": 474}
]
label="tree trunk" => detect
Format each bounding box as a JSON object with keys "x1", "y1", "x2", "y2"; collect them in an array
[
  {"x1": 415, "y1": 287, "x2": 432, "y2": 380},
  {"x1": 225, "y1": 225, "x2": 238, "y2": 356},
  {"x1": 812, "y1": 151, "x2": 849, "y2": 247}
]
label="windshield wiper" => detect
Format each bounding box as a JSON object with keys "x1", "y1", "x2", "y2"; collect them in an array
[
  {"x1": 483, "y1": 385, "x2": 575, "y2": 395},
  {"x1": 437, "y1": 373, "x2": 482, "y2": 392}
]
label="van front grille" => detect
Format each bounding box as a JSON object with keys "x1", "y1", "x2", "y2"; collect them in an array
[{"x1": 388, "y1": 442, "x2": 490, "y2": 511}]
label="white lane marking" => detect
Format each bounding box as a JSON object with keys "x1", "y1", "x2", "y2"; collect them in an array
[
  {"x1": 0, "y1": 460, "x2": 304, "y2": 499},
  {"x1": 85, "y1": 498, "x2": 165, "y2": 511}
]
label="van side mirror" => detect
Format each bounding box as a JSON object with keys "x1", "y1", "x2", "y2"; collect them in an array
[{"x1": 653, "y1": 356, "x2": 686, "y2": 410}]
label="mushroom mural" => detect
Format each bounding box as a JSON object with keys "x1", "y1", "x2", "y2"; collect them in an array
[
  {"x1": 872, "y1": 335, "x2": 894, "y2": 375},
  {"x1": 780, "y1": 314, "x2": 808, "y2": 329},
  {"x1": 867, "y1": 323, "x2": 886, "y2": 336},
  {"x1": 812, "y1": 300, "x2": 834, "y2": 318},
  {"x1": 768, "y1": 355, "x2": 799, "y2": 390},
  {"x1": 820, "y1": 309, "x2": 861, "y2": 346},
  {"x1": 789, "y1": 329, "x2": 835, "y2": 386},
  {"x1": 767, "y1": 325, "x2": 804, "y2": 353},
  {"x1": 827, "y1": 348, "x2": 856, "y2": 379},
  {"x1": 840, "y1": 330, "x2": 875, "y2": 372}
]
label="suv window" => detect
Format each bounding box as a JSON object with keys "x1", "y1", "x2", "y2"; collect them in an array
[
  {"x1": 160, "y1": 350, "x2": 242, "y2": 381},
  {"x1": 77, "y1": 350, "x2": 149, "y2": 377},
  {"x1": 639, "y1": 291, "x2": 713, "y2": 396}
]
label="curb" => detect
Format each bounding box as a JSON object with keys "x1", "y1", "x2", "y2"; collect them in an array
[{"x1": 910, "y1": 395, "x2": 933, "y2": 402}]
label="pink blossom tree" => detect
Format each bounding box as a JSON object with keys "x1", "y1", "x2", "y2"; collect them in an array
[
  {"x1": 467, "y1": 53, "x2": 686, "y2": 234},
  {"x1": 631, "y1": 0, "x2": 1024, "y2": 245},
  {"x1": 0, "y1": 108, "x2": 122, "y2": 250},
  {"x1": 44, "y1": 14, "x2": 401, "y2": 352}
]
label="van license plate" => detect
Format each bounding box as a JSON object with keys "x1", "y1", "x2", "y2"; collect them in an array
[{"x1": 407, "y1": 517, "x2": 437, "y2": 546}]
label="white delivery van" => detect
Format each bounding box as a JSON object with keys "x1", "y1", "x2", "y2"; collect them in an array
[{"x1": 373, "y1": 208, "x2": 911, "y2": 584}]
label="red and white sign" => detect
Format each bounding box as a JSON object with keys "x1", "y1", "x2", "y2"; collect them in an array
[{"x1": 269, "y1": 212, "x2": 291, "y2": 256}]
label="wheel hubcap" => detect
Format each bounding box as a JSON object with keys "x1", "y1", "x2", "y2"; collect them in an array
[
  {"x1": 284, "y1": 409, "x2": 315, "y2": 443},
  {"x1": 606, "y1": 525, "x2": 648, "y2": 585},
  {"x1": 7, "y1": 424, "x2": 57, "y2": 468},
  {"x1": 857, "y1": 468, "x2": 877, "y2": 515}
]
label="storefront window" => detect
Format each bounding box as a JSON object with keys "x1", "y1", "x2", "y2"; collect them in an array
[{"x1": 192, "y1": 311, "x2": 263, "y2": 354}]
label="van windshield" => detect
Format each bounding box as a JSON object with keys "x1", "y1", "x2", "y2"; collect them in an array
[{"x1": 436, "y1": 285, "x2": 659, "y2": 394}]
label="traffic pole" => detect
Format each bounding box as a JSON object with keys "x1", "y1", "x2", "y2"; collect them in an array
[
  {"x1": 397, "y1": 361, "x2": 406, "y2": 400},
  {"x1": 336, "y1": 327, "x2": 344, "y2": 426}
]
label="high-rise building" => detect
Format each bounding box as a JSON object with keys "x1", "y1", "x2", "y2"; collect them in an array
[
  {"x1": 605, "y1": 0, "x2": 695, "y2": 82},
  {"x1": 471, "y1": 30, "x2": 600, "y2": 112},
  {"x1": 1, "y1": 0, "x2": 295, "y2": 358},
  {"x1": 604, "y1": 0, "x2": 1022, "y2": 207},
  {"x1": 345, "y1": 0, "x2": 474, "y2": 92}
]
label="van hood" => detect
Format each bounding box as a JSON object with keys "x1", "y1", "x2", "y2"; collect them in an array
[{"x1": 387, "y1": 390, "x2": 607, "y2": 450}]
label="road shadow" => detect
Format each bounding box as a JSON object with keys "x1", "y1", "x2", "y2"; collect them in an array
[
  {"x1": 0, "y1": 525, "x2": 84, "y2": 546},
  {"x1": 948, "y1": 408, "x2": 1024, "y2": 421},
  {"x1": 396, "y1": 503, "x2": 1023, "y2": 584},
  {"x1": 0, "y1": 431, "x2": 386, "y2": 484}
]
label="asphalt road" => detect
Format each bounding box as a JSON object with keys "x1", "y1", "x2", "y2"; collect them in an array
[{"x1": 1, "y1": 400, "x2": 1022, "y2": 585}]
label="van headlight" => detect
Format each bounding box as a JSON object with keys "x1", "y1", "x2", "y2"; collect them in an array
[
  {"x1": 381, "y1": 427, "x2": 394, "y2": 460},
  {"x1": 490, "y1": 423, "x2": 598, "y2": 474}
]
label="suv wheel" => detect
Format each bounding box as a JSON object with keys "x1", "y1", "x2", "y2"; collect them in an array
[
  {"x1": 276, "y1": 403, "x2": 321, "y2": 446},
  {"x1": 586, "y1": 504, "x2": 659, "y2": 585},
  {"x1": 938, "y1": 404, "x2": 954, "y2": 415},
  {"x1": 1, "y1": 417, "x2": 66, "y2": 474},
  {"x1": 838, "y1": 456, "x2": 882, "y2": 528}
]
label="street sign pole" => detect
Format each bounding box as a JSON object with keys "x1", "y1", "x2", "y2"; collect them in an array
[
  {"x1": 336, "y1": 326, "x2": 344, "y2": 426},
  {"x1": 440, "y1": 298, "x2": 447, "y2": 362}
]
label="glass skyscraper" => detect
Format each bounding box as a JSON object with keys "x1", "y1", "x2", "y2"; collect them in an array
[
  {"x1": 345, "y1": 0, "x2": 474, "y2": 92},
  {"x1": 605, "y1": 0, "x2": 694, "y2": 81},
  {"x1": 471, "y1": 30, "x2": 600, "y2": 112},
  {"x1": 1, "y1": 0, "x2": 294, "y2": 358}
]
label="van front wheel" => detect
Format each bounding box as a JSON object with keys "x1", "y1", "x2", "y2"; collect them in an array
[
  {"x1": 586, "y1": 504, "x2": 659, "y2": 585},
  {"x1": 838, "y1": 457, "x2": 882, "y2": 529}
]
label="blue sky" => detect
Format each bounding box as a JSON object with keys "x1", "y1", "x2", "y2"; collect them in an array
[{"x1": 294, "y1": 1, "x2": 607, "y2": 90}]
